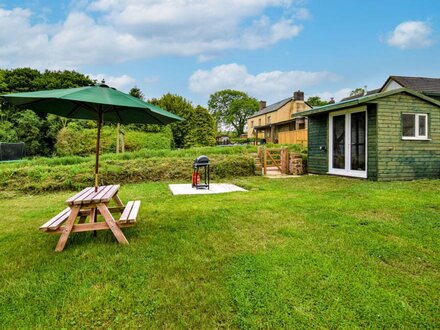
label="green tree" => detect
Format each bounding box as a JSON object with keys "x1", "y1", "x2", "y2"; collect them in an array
[
  {"x1": 306, "y1": 96, "x2": 330, "y2": 107},
  {"x1": 34, "y1": 70, "x2": 95, "y2": 90},
  {"x1": 184, "y1": 106, "x2": 216, "y2": 148},
  {"x1": 12, "y1": 110, "x2": 46, "y2": 156},
  {"x1": 0, "y1": 68, "x2": 93, "y2": 155},
  {"x1": 0, "y1": 70, "x2": 8, "y2": 94},
  {"x1": 150, "y1": 93, "x2": 194, "y2": 148},
  {"x1": 208, "y1": 89, "x2": 258, "y2": 135},
  {"x1": 129, "y1": 86, "x2": 145, "y2": 100},
  {"x1": 1, "y1": 67, "x2": 41, "y2": 93},
  {"x1": 350, "y1": 87, "x2": 365, "y2": 96},
  {"x1": 127, "y1": 86, "x2": 161, "y2": 132},
  {"x1": 0, "y1": 121, "x2": 18, "y2": 142}
]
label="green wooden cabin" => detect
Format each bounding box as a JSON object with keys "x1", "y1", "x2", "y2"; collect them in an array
[{"x1": 295, "y1": 88, "x2": 440, "y2": 181}]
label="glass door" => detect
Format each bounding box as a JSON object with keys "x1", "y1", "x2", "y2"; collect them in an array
[
  {"x1": 332, "y1": 115, "x2": 345, "y2": 169},
  {"x1": 329, "y1": 111, "x2": 367, "y2": 178},
  {"x1": 350, "y1": 112, "x2": 366, "y2": 171}
]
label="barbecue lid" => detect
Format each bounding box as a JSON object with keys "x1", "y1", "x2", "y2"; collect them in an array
[{"x1": 193, "y1": 155, "x2": 209, "y2": 165}]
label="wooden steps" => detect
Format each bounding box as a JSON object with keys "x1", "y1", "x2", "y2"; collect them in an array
[{"x1": 265, "y1": 166, "x2": 282, "y2": 176}]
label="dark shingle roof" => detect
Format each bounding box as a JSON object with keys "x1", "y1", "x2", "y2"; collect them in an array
[
  {"x1": 247, "y1": 97, "x2": 292, "y2": 119},
  {"x1": 382, "y1": 76, "x2": 440, "y2": 94}
]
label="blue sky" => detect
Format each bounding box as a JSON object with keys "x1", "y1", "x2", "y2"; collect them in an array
[{"x1": 0, "y1": 0, "x2": 439, "y2": 105}]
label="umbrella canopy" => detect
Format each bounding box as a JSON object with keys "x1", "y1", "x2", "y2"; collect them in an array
[
  {"x1": 1, "y1": 83, "x2": 182, "y2": 124},
  {"x1": 1, "y1": 83, "x2": 183, "y2": 190}
]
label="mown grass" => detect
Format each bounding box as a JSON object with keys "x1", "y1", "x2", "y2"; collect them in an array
[{"x1": 0, "y1": 176, "x2": 439, "y2": 328}]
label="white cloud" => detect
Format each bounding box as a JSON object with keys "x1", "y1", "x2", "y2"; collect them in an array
[
  {"x1": 386, "y1": 21, "x2": 433, "y2": 50},
  {"x1": 188, "y1": 63, "x2": 340, "y2": 102},
  {"x1": 197, "y1": 54, "x2": 218, "y2": 63},
  {"x1": 87, "y1": 73, "x2": 135, "y2": 91},
  {"x1": 0, "y1": 1, "x2": 306, "y2": 69},
  {"x1": 293, "y1": 8, "x2": 310, "y2": 20}
]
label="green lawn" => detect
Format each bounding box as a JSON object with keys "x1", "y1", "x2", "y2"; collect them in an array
[{"x1": 0, "y1": 176, "x2": 439, "y2": 328}]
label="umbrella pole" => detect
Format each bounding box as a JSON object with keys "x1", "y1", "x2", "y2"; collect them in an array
[{"x1": 95, "y1": 111, "x2": 103, "y2": 192}]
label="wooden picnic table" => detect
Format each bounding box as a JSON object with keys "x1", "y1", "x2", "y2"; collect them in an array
[{"x1": 40, "y1": 185, "x2": 140, "y2": 252}]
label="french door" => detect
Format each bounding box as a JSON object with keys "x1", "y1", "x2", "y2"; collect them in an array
[{"x1": 329, "y1": 110, "x2": 367, "y2": 178}]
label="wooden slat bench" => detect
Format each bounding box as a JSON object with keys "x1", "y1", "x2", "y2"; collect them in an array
[
  {"x1": 119, "y1": 201, "x2": 141, "y2": 224},
  {"x1": 40, "y1": 207, "x2": 71, "y2": 231}
]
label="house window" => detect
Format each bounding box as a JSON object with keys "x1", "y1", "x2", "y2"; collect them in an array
[
  {"x1": 267, "y1": 116, "x2": 271, "y2": 124},
  {"x1": 251, "y1": 121, "x2": 254, "y2": 128},
  {"x1": 402, "y1": 113, "x2": 428, "y2": 140}
]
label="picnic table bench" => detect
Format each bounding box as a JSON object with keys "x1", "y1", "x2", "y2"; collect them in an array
[{"x1": 40, "y1": 185, "x2": 140, "y2": 252}]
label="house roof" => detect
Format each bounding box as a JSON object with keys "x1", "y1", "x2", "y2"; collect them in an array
[
  {"x1": 248, "y1": 97, "x2": 312, "y2": 119},
  {"x1": 380, "y1": 76, "x2": 440, "y2": 95},
  {"x1": 340, "y1": 88, "x2": 380, "y2": 102},
  {"x1": 247, "y1": 97, "x2": 292, "y2": 119},
  {"x1": 294, "y1": 88, "x2": 440, "y2": 117},
  {"x1": 253, "y1": 116, "x2": 306, "y2": 130}
]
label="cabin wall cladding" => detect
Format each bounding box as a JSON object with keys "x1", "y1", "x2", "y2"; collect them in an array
[
  {"x1": 307, "y1": 114, "x2": 328, "y2": 174},
  {"x1": 289, "y1": 153, "x2": 304, "y2": 175},
  {"x1": 367, "y1": 105, "x2": 378, "y2": 181},
  {"x1": 376, "y1": 93, "x2": 440, "y2": 181}
]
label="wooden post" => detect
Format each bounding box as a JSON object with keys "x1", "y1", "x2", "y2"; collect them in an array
[
  {"x1": 280, "y1": 147, "x2": 285, "y2": 174},
  {"x1": 280, "y1": 147, "x2": 289, "y2": 174},
  {"x1": 116, "y1": 123, "x2": 120, "y2": 153},
  {"x1": 263, "y1": 146, "x2": 267, "y2": 176},
  {"x1": 121, "y1": 129, "x2": 125, "y2": 153},
  {"x1": 271, "y1": 125, "x2": 275, "y2": 144},
  {"x1": 94, "y1": 110, "x2": 103, "y2": 192}
]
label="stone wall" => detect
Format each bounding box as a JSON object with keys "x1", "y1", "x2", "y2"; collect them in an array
[{"x1": 289, "y1": 153, "x2": 304, "y2": 175}]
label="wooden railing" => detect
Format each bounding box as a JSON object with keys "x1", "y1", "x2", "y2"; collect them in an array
[{"x1": 278, "y1": 129, "x2": 307, "y2": 145}]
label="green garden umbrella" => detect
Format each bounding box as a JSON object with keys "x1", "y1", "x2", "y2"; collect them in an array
[{"x1": 1, "y1": 83, "x2": 183, "y2": 190}]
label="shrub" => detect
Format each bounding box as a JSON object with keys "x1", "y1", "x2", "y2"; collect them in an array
[
  {"x1": 0, "y1": 154, "x2": 255, "y2": 192},
  {"x1": 55, "y1": 124, "x2": 172, "y2": 156}
]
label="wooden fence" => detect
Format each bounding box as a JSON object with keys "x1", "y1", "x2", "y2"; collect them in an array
[
  {"x1": 278, "y1": 129, "x2": 307, "y2": 145},
  {"x1": 258, "y1": 146, "x2": 289, "y2": 175}
]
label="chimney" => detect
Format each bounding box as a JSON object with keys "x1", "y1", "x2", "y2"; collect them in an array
[
  {"x1": 259, "y1": 101, "x2": 266, "y2": 110},
  {"x1": 293, "y1": 90, "x2": 304, "y2": 101},
  {"x1": 329, "y1": 97, "x2": 335, "y2": 104}
]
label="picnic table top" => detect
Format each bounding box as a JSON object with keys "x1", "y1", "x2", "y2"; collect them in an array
[{"x1": 66, "y1": 185, "x2": 120, "y2": 206}]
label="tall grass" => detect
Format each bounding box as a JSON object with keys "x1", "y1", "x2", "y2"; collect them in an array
[
  {"x1": 0, "y1": 145, "x2": 259, "y2": 169},
  {"x1": 0, "y1": 153, "x2": 255, "y2": 192}
]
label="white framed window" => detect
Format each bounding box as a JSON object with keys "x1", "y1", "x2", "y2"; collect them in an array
[{"x1": 402, "y1": 113, "x2": 428, "y2": 140}]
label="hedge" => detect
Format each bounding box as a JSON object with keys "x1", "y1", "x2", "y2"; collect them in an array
[
  {"x1": 55, "y1": 125, "x2": 172, "y2": 156},
  {"x1": 0, "y1": 155, "x2": 255, "y2": 192}
]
